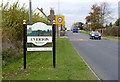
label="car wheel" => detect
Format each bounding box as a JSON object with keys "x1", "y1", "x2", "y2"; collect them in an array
[
  {"x1": 90, "y1": 36, "x2": 92, "y2": 39},
  {"x1": 99, "y1": 38, "x2": 101, "y2": 40}
]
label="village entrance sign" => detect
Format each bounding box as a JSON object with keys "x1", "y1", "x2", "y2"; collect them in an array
[
  {"x1": 27, "y1": 22, "x2": 52, "y2": 51},
  {"x1": 23, "y1": 20, "x2": 56, "y2": 69}
]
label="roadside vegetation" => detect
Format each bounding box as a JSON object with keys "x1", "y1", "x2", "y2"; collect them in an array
[
  {"x1": 1, "y1": 1, "x2": 50, "y2": 62},
  {"x1": 2, "y1": 38, "x2": 97, "y2": 80},
  {"x1": 79, "y1": 30, "x2": 90, "y2": 35},
  {"x1": 100, "y1": 26, "x2": 120, "y2": 37},
  {"x1": 72, "y1": 2, "x2": 119, "y2": 39},
  {"x1": 1, "y1": 1, "x2": 97, "y2": 80},
  {"x1": 78, "y1": 30, "x2": 120, "y2": 39},
  {"x1": 85, "y1": 2, "x2": 113, "y2": 31},
  {"x1": 102, "y1": 36, "x2": 120, "y2": 39}
]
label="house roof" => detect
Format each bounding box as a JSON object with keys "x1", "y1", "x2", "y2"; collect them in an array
[
  {"x1": 33, "y1": 7, "x2": 51, "y2": 21},
  {"x1": 36, "y1": 7, "x2": 47, "y2": 17}
]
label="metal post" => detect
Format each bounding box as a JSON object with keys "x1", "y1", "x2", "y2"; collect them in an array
[
  {"x1": 58, "y1": 25, "x2": 60, "y2": 38},
  {"x1": 23, "y1": 20, "x2": 26, "y2": 69},
  {"x1": 56, "y1": 24, "x2": 58, "y2": 38},
  {"x1": 29, "y1": 0, "x2": 32, "y2": 24},
  {"x1": 52, "y1": 20, "x2": 56, "y2": 68}
]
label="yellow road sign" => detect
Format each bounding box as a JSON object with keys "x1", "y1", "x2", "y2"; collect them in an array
[{"x1": 55, "y1": 15, "x2": 65, "y2": 25}]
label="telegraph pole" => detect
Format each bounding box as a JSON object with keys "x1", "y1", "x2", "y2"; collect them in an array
[
  {"x1": 58, "y1": 0, "x2": 60, "y2": 38},
  {"x1": 29, "y1": 0, "x2": 32, "y2": 24},
  {"x1": 118, "y1": 1, "x2": 120, "y2": 26}
]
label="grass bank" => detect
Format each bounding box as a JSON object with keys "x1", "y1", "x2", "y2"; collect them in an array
[
  {"x1": 102, "y1": 36, "x2": 120, "y2": 39},
  {"x1": 2, "y1": 38, "x2": 97, "y2": 80},
  {"x1": 0, "y1": 58, "x2": 1, "y2": 82},
  {"x1": 79, "y1": 30, "x2": 120, "y2": 39},
  {"x1": 78, "y1": 30, "x2": 90, "y2": 35}
]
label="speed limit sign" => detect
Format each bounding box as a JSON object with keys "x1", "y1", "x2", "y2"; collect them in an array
[
  {"x1": 58, "y1": 17, "x2": 63, "y2": 23},
  {"x1": 55, "y1": 15, "x2": 65, "y2": 24}
]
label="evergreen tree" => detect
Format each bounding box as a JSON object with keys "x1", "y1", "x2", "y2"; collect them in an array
[{"x1": 114, "y1": 18, "x2": 119, "y2": 26}]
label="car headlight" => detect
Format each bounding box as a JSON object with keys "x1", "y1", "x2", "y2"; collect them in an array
[
  {"x1": 99, "y1": 34, "x2": 101, "y2": 36},
  {"x1": 92, "y1": 34, "x2": 94, "y2": 36}
]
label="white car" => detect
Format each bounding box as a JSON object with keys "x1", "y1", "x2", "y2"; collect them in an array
[{"x1": 90, "y1": 31, "x2": 101, "y2": 40}]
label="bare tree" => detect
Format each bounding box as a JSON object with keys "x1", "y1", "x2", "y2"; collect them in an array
[
  {"x1": 85, "y1": 2, "x2": 113, "y2": 31},
  {"x1": 86, "y1": 3, "x2": 101, "y2": 31},
  {"x1": 99, "y1": 2, "x2": 114, "y2": 27}
]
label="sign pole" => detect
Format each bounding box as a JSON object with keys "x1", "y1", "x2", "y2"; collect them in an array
[
  {"x1": 56, "y1": 25, "x2": 58, "y2": 38},
  {"x1": 58, "y1": 24, "x2": 60, "y2": 38},
  {"x1": 23, "y1": 20, "x2": 26, "y2": 69},
  {"x1": 52, "y1": 20, "x2": 56, "y2": 68}
]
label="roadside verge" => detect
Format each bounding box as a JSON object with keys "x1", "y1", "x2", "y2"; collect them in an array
[
  {"x1": 2, "y1": 38, "x2": 97, "y2": 80},
  {"x1": 79, "y1": 30, "x2": 120, "y2": 41}
]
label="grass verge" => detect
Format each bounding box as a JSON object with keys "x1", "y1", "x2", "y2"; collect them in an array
[
  {"x1": 78, "y1": 30, "x2": 90, "y2": 35},
  {"x1": 0, "y1": 58, "x2": 1, "y2": 82},
  {"x1": 102, "y1": 36, "x2": 120, "y2": 39},
  {"x1": 79, "y1": 30, "x2": 120, "y2": 39},
  {"x1": 2, "y1": 38, "x2": 97, "y2": 80}
]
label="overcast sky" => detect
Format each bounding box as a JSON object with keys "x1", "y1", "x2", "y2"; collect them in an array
[{"x1": 2, "y1": 0, "x2": 120, "y2": 29}]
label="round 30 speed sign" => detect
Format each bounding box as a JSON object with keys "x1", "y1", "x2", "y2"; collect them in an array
[
  {"x1": 55, "y1": 15, "x2": 64, "y2": 24},
  {"x1": 57, "y1": 17, "x2": 63, "y2": 23}
]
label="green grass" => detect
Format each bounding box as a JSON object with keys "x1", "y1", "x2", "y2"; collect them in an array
[
  {"x1": 102, "y1": 36, "x2": 120, "y2": 39},
  {"x1": 79, "y1": 30, "x2": 90, "y2": 35},
  {"x1": 79, "y1": 30, "x2": 120, "y2": 39},
  {"x1": 0, "y1": 29, "x2": 2, "y2": 81},
  {"x1": 2, "y1": 38, "x2": 97, "y2": 80},
  {"x1": 0, "y1": 57, "x2": 1, "y2": 82}
]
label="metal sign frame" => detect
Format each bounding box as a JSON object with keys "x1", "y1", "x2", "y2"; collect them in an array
[
  {"x1": 23, "y1": 21, "x2": 56, "y2": 69},
  {"x1": 27, "y1": 22, "x2": 52, "y2": 51}
]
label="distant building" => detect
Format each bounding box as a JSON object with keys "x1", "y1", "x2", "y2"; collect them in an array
[
  {"x1": 48, "y1": 8, "x2": 55, "y2": 24},
  {"x1": 83, "y1": 24, "x2": 90, "y2": 27},
  {"x1": 33, "y1": 8, "x2": 50, "y2": 23},
  {"x1": 33, "y1": 8, "x2": 56, "y2": 24},
  {"x1": 118, "y1": 1, "x2": 120, "y2": 18}
]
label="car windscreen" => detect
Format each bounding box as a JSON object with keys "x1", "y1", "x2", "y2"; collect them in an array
[
  {"x1": 93, "y1": 32, "x2": 99, "y2": 35},
  {"x1": 74, "y1": 27, "x2": 78, "y2": 29}
]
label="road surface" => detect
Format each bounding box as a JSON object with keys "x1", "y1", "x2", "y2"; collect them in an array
[{"x1": 66, "y1": 31, "x2": 118, "y2": 80}]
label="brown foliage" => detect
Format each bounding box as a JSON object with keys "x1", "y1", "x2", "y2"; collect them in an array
[{"x1": 102, "y1": 26, "x2": 120, "y2": 37}]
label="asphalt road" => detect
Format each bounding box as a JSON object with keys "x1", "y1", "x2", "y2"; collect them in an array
[{"x1": 66, "y1": 31, "x2": 118, "y2": 80}]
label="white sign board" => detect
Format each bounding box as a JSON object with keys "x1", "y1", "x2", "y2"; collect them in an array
[
  {"x1": 27, "y1": 36, "x2": 52, "y2": 46},
  {"x1": 27, "y1": 22, "x2": 52, "y2": 51}
]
